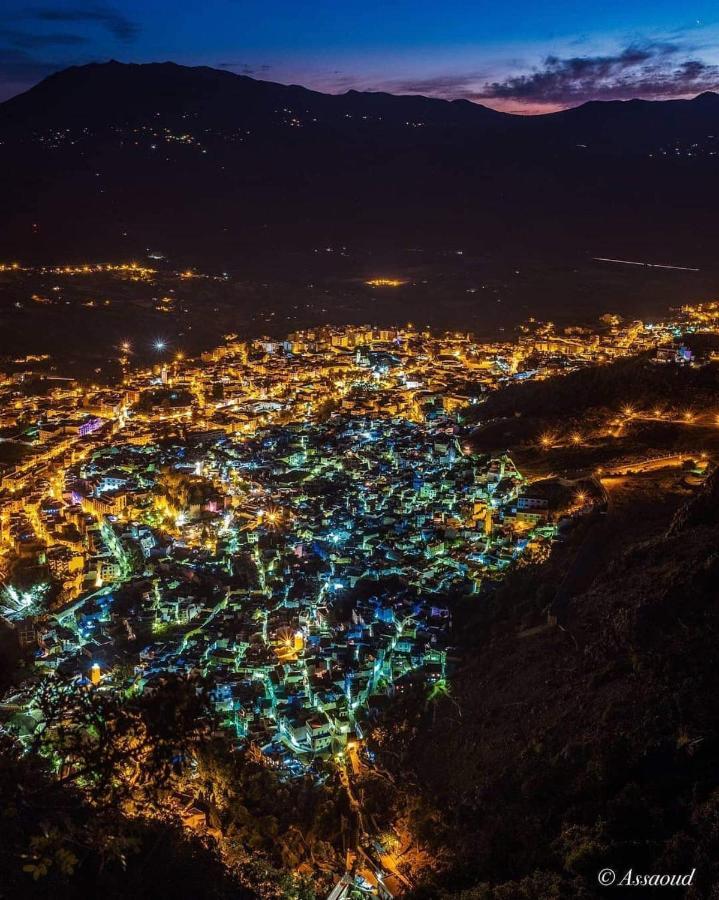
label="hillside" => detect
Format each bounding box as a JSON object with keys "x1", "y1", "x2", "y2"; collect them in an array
[
  {"x1": 0, "y1": 61, "x2": 508, "y2": 132},
  {"x1": 467, "y1": 356, "x2": 719, "y2": 474},
  {"x1": 2, "y1": 62, "x2": 719, "y2": 267},
  {"x1": 3, "y1": 62, "x2": 718, "y2": 147},
  {"x1": 473, "y1": 356, "x2": 719, "y2": 423},
  {"x1": 372, "y1": 464, "x2": 719, "y2": 897}
]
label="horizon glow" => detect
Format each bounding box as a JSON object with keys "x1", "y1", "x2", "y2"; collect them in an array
[{"x1": 1, "y1": 1, "x2": 719, "y2": 112}]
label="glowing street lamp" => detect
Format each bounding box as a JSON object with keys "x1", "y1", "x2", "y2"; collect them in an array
[{"x1": 154, "y1": 339, "x2": 166, "y2": 352}]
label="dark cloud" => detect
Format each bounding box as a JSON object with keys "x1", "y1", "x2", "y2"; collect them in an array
[
  {"x1": 475, "y1": 42, "x2": 719, "y2": 105},
  {"x1": 0, "y1": 6, "x2": 133, "y2": 100},
  {"x1": 378, "y1": 72, "x2": 485, "y2": 97},
  {"x1": 0, "y1": 27, "x2": 88, "y2": 48},
  {"x1": 322, "y1": 72, "x2": 364, "y2": 91},
  {"x1": 0, "y1": 48, "x2": 68, "y2": 93},
  {"x1": 217, "y1": 62, "x2": 271, "y2": 75},
  {"x1": 367, "y1": 43, "x2": 719, "y2": 107},
  {"x1": 27, "y1": 5, "x2": 139, "y2": 42}
]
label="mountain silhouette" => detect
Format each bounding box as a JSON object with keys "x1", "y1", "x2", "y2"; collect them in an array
[{"x1": 1, "y1": 61, "x2": 718, "y2": 265}]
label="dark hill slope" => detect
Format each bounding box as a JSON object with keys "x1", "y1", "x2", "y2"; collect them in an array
[
  {"x1": 533, "y1": 91, "x2": 719, "y2": 153},
  {"x1": 2, "y1": 63, "x2": 719, "y2": 264},
  {"x1": 0, "y1": 60, "x2": 509, "y2": 132},
  {"x1": 3, "y1": 62, "x2": 719, "y2": 147},
  {"x1": 375, "y1": 469, "x2": 719, "y2": 897},
  {"x1": 473, "y1": 356, "x2": 719, "y2": 422}
]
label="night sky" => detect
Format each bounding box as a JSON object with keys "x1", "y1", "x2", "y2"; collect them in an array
[{"x1": 2, "y1": 0, "x2": 719, "y2": 112}]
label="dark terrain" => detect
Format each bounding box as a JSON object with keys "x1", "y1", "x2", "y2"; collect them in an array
[
  {"x1": 3, "y1": 62, "x2": 719, "y2": 368},
  {"x1": 374, "y1": 461, "x2": 719, "y2": 898},
  {"x1": 2, "y1": 62, "x2": 719, "y2": 274},
  {"x1": 353, "y1": 359, "x2": 719, "y2": 897}
]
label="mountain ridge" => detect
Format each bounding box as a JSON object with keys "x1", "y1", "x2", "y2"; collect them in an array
[
  {"x1": 2, "y1": 60, "x2": 719, "y2": 268},
  {"x1": 2, "y1": 59, "x2": 718, "y2": 124},
  {"x1": 0, "y1": 60, "x2": 509, "y2": 131}
]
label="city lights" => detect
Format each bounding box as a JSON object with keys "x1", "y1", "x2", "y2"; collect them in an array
[
  {"x1": 1, "y1": 295, "x2": 717, "y2": 896},
  {"x1": 3, "y1": 43, "x2": 719, "y2": 897},
  {"x1": 365, "y1": 278, "x2": 405, "y2": 287}
]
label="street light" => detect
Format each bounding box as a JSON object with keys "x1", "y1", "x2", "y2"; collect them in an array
[{"x1": 154, "y1": 339, "x2": 166, "y2": 351}]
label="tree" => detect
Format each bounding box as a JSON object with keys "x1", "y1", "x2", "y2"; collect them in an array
[{"x1": 27, "y1": 672, "x2": 211, "y2": 808}]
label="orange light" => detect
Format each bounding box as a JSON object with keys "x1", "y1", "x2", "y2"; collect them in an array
[{"x1": 366, "y1": 278, "x2": 404, "y2": 287}]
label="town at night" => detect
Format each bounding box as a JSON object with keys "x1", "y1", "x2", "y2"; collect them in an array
[{"x1": 2, "y1": 2, "x2": 719, "y2": 898}]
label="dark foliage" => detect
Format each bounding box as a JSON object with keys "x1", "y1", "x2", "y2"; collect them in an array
[
  {"x1": 372, "y1": 467, "x2": 719, "y2": 897},
  {"x1": 473, "y1": 357, "x2": 719, "y2": 424}
]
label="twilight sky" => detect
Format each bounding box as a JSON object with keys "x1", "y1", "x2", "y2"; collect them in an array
[{"x1": 2, "y1": 0, "x2": 719, "y2": 112}]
